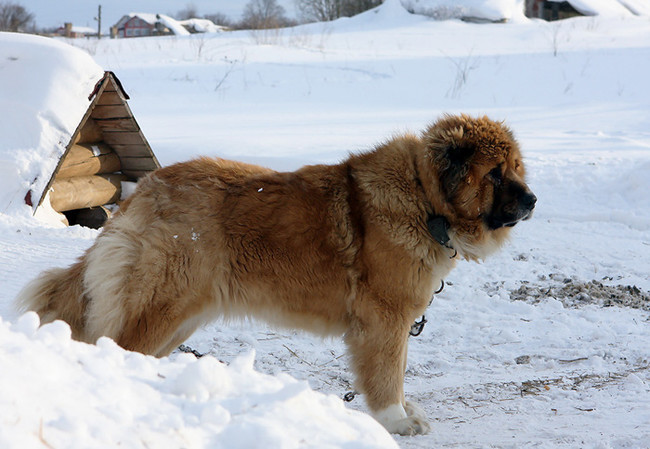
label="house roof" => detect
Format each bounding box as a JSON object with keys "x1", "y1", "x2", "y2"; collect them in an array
[
  {"x1": 115, "y1": 13, "x2": 190, "y2": 35},
  {"x1": 547, "y1": 0, "x2": 640, "y2": 16},
  {"x1": 179, "y1": 18, "x2": 225, "y2": 33}
]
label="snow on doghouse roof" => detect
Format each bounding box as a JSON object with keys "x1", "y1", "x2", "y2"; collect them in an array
[{"x1": 0, "y1": 32, "x2": 104, "y2": 218}]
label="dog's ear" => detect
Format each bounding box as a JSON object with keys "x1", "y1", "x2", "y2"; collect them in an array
[
  {"x1": 446, "y1": 141, "x2": 475, "y2": 166},
  {"x1": 424, "y1": 117, "x2": 476, "y2": 197},
  {"x1": 439, "y1": 139, "x2": 474, "y2": 196}
]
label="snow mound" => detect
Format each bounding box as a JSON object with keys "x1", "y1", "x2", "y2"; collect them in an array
[
  {"x1": 180, "y1": 18, "x2": 226, "y2": 33},
  {"x1": 0, "y1": 32, "x2": 104, "y2": 218},
  {"x1": 328, "y1": 0, "x2": 427, "y2": 30},
  {"x1": 562, "y1": 0, "x2": 634, "y2": 17},
  {"x1": 359, "y1": 0, "x2": 419, "y2": 23},
  {"x1": 154, "y1": 13, "x2": 191, "y2": 36},
  {"x1": 401, "y1": 0, "x2": 526, "y2": 22},
  {"x1": 619, "y1": 0, "x2": 650, "y2": 15},
  {"x1": 0, "y1": 313, "x2": 397, "y2": 449}
]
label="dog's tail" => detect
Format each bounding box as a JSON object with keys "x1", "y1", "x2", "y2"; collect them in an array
[{"x1": 14, "y1": 259, "x2": 90, "y2": 341}]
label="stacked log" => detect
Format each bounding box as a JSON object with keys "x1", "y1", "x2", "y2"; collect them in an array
[{"x1": 49, "y1": 140, "x2": 124, "y2": 214}]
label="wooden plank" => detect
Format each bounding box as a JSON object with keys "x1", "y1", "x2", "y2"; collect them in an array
[
  {"x1": 57, "y1": 144, "x2": 121, "y2": 178},
  {"x1": 103, "y1": 131, "x2": 147, "y2": 146},
  {"x1": 74, "y1": 118, "x2": 103, "y2": 144},
  {"x1": 119, "y1": 156, "x2": 159, "y2": 171},
  {"x1": 95, "y1": 118, "x2": 140, "y2": 132},
  {"x1": 50, "y1": 174, "x2": 127, "y2": 212},
  {"x1": 92, "y1": 105, "x2": 132, "y2": 119},
  {"x1": 110, "y1": 144, "x2": 156, "y2": 158},
  {"x1": 96, "y1": 91, "x2": 125, "y2": 106}
]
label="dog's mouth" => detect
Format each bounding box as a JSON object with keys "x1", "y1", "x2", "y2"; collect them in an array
[
  {"x1": 503, "y1": 210, "x2": 533, "y2": 228},
  {"x1": 487, "y1": 216, "x2": 523, "y2": 230},
  {"x1": 487, "y1": 195, "x2": 536, "y2": 230}
]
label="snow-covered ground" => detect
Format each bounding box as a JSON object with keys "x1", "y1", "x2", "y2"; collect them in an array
[{"x1": 2, "y1": 1, "x2": 650, "y2": 447}]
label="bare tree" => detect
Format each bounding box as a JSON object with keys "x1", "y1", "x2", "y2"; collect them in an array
[
  {"x1": 341, "y1": 0, "x2": 382, "y2": 17},
  {"x1": 176, "y1": 4, "x2": 198, "y2": 20},
  {"x1": 297, "y1": 0, "x2": 381, "y2": 22},
  {"x1": 0, "y1": 1, "x2": 34, "y2": 32},
  {"x1": 297, "y1": 0, "x2": 343, "y2": 22},
  {"x1": 203, "y1": 12, "x2": 232, "y2": 27},
  {"x1": 239, "y1": 0, "x2": 291, "y2": 29}
]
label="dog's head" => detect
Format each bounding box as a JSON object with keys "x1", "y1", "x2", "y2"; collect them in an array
[{"x1": 422, "y1": 114, "x2": 536, "y2": 259}]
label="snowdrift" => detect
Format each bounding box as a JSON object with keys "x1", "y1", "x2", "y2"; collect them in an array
[
  {"x1": 0, "y1": 313, "x2": 397, "y2": 449},
  {"x1": 0, "y1": 33, "x2": 104, "y2": 220},
  {"x1": 401, "y1": 0, "x2": 526, "y2": 22}
]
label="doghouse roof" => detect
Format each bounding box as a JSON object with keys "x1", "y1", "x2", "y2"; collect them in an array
[
  {"x1": 0, "y1": 33, "x2": 159, "y2": 222},
  {"x1": 34, "y1": 71, "x2": 161, "y2": 210}
]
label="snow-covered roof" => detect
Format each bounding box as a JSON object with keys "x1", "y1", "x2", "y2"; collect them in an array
[
  {"x1": 156, "y1": 14, "x2": 191, "y2": 36},
  {"x1": 117, "y1": 13, "x2": 190, "y2": 36},
  {"x1": 548, "y1": 0, "x2": 636, "y2": 16},
  {"x1": 401, "y1": 0, "x2": 647, "y2": 21},
  {"x1": 401, "y1": 0, "x2": 526, "y2": 22},
  {"x1": 618, "y1": 0, "x2": 650, "y2": 15},
  {"x1": 0, "y1": 32, "x2": 104, "y2": 219},
  {"x1": 70, "y1": 26, "x2": 97, "y2": 34},
  {"x1": 179, "y1": 18, "x2": 226, "y2": 33},
  {"x1": 56, "y1": 25, "x2": 97, "y2": 35}
]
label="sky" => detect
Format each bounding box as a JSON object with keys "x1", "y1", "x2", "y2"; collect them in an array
[{"x1": 21, "y1": 0, "x2": 299, "y2": 31}]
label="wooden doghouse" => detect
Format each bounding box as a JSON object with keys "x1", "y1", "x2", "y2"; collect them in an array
[{"x1": 35, "y1": 71, "x2": 160, "y2": 228}]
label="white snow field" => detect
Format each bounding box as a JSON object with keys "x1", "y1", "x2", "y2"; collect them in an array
[{"x1": 1, "y1": 1, "x2": 650, "y2": 447}]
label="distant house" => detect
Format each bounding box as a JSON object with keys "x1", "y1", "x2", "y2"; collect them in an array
[
  {"x1": 55, "y1": 23, "x2": 98, "y2": 38},
  {"x1": 112, "y1": 13, "x2": 190, "y2": 38},
  {"x1": 526, "y1": 0, "x2": 582, "y2": 20},
  {"x1": 525, "y1": 0, "x2": 643, "y2": 20}
]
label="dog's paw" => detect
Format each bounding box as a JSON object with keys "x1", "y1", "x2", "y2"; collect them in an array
[
  {"x1": 404, "y1": 400, "x2": 428, "y2": 420},
  {"x1": 373, "y1": 403, "x2": 431, "y2": 436}
]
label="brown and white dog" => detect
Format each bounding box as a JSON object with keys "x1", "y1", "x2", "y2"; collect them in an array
[{"x1": 16, "y1": 114, "x2": 535, "y2": 435}]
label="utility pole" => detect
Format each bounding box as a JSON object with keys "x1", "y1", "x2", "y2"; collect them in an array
[{"x1": 95, "y1": 5, "x2": 102, "y2": 39}]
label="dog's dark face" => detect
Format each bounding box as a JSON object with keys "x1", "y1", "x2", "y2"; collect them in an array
[
  {"x1": 424, "y1": 115, "x2": 536, "y2": 256},
  {"x1": 483, "y1": 161, "x2": 536, "y2": 230}
]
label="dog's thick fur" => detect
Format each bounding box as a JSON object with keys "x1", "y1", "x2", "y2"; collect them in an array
[{"x1": 16, "y1": 114, "x2": 535, "y2": 435}]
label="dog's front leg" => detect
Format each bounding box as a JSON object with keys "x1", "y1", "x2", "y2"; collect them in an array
[{"x1": 345, "y1": 319, "x2": 430, "y2": 435}]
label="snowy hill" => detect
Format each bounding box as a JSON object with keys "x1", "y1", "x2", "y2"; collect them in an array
[
  {"x1": 24, "y1": 0, "x2": 650, "y2": 32},
  {"x1": 1, "y1": 0, "x2": 650, "y2": 447}
]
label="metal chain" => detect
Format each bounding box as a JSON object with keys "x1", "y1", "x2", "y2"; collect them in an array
[{"x1": 178, "y1": 344, "x2": 204, "y2": 358}]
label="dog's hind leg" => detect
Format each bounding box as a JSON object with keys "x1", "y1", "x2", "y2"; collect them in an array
[
  {"x1": 113, "y1": 293, "x2": 206, "y2": 357},
  {"x1": 345, "y1": 316, "x2": 430, "y2": 436},
  {"x1": 82, "y1": 223, "x2": 212, "y2": 357}
]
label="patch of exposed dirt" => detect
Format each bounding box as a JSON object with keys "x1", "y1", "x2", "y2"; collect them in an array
[{"x1": 510, "y1": 275, "x2": 650, "y2": 311}]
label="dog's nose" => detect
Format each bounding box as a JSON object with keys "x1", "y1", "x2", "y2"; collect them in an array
[{"x1": 522, "y1": 192, "x2": 537, "y2": 211}]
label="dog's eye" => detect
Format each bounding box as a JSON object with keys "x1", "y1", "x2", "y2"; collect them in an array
[{"x1": 487, "y1": 167, "x2": 502, "y2": 184}]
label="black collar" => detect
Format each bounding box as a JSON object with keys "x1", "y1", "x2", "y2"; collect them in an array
[{"x1": 427, "y1": 214, "x2": 452, "y2": 248}]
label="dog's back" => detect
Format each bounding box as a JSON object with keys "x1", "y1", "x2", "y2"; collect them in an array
[{"x1": 15, "y1": 156, "x2": 357, "y2": 355}]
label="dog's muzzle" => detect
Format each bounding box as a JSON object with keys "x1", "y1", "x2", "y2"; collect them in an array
[{"x1": 487, "y1": 190, "x2": 537, "y2": 229}]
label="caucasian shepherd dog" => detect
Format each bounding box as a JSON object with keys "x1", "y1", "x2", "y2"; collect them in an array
[{"x1": 16, "y1": 114, "x2": 535, "y2": 435}]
